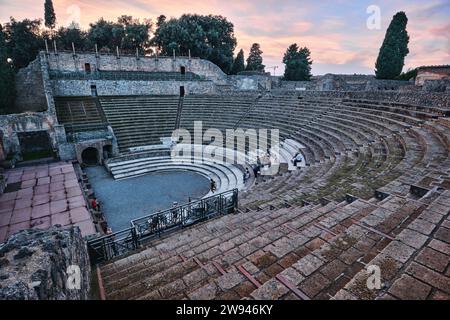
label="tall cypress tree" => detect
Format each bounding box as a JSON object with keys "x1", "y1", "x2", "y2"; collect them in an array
[
  {"x1": 231, "y1": 49, "x2": 245, "y2": 74},
  {"x1": 375, "y1": 11, "x2": 409, "y2": 79},
  {"x1": 246, "y1": 43, "x2": 265, "y2": 72},
  {"x1": 283, "y1": 43, "x2": 312, "y2": 81},
  {"x1": 44, "y1": 0, "x2": 57, "y2": 30},
  {"x1": 0, "y1": 24, "x2": 16, "y2": 111}
]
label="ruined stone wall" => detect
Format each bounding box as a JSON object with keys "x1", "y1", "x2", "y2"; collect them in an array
[
  {"x1": 278, "y1": 80, "x2": 315, "y2": 91},
  {"x1": 0, "y1": 113, "x2": 57, "y2": 155},
  {"x1": 51, "y1": 79, "x2": 216, "y2": 96},
  {"x1": 0, "y1": 52, "x2": 100, "y2": 162},
  {"x1": 0, "y1": 226, "x2": 91, "y2": 300},
  {"x1": 416, "y1": 68, "x2": 450, "y2": 86},
  {"x1": 270, "y1": 90, "x2": 450, "y2": 108},
  {"x1": 0, "y1": 110, "x2": 77, "y2": 161},
  {"x1": 225, "y1": 75, "x2": 272, "y2": 91},
  {"x1": 278, "y1": 75, "x2": 413, "y2": 92},
  {"x1": 422, "y1": 79, "x2": 450, "y2": 93},
  {"x1": 46, "y1": 52, "x2": 227, "y2": 82},
  {"x1": 365, "y1": 79, "x2": 412, "y2": 91},
  {"x1": 14, "y1": 58, "x2": 47, "y2": 112}
]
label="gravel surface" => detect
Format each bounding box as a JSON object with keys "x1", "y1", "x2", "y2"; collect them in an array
[{"x1": 84, "y1": 166, "x2": 210, "y2": 231}]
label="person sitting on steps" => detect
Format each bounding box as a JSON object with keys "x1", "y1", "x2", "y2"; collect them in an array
[{"x1": 291, "y1": 149, "x2": 303, "y2": 167}]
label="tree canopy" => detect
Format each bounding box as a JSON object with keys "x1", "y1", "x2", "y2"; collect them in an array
[
  {"x1": 3, "y1": 18, "x2": 42, "y2": 69},
  {"x1": 375, "y1": 11, "x2": 409, "y2": 79},
  {"x1": 246, "y1": 43, "x2": 265, "y2": 72},
  {"x1": 55, "y1": 25, "x2": 87, "y2": 51},
  {"x1": 0, "y1": 24, "x2": 16, "y2": 111},
  {"x1": 230, "y1": 49, "x2": 245, "y2": 75},
  {"x1": 87, "y1": 16, "x2": 152, "y2": 54},
  {"x1": 395, "y1": 68, "x2": 417, "y2": 81},
  {"x1": 152, "y1": 14, "x2": 237, "y2": 73},
  {"x1": 282, "y1": 43, "x2": 312, "y2": 81}
]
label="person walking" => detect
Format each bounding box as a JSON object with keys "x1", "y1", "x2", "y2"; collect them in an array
[{"x1": 210, "y1": 178, "x2": 217, "y2": 193}]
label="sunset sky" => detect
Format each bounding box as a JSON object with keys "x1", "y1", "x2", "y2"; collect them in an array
[{"x1": 0, "y1": 0, "x2": 449, "y2": 75}]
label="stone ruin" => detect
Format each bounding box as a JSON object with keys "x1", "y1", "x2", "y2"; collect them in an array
[{"x1": 0, "y1": 226, "x2": 90, "y2": 300}]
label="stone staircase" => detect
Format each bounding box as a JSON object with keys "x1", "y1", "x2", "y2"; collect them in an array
[
  {"x1": 89, "y1": 93, "x2": 450, "y2": 300},
  {"x1": 54, "y1": 97, "x2": 107, "y2": 132},
  {"x1": 99, "y1": 96, "x2": 179, "y2": 152},
  {"x1": 97, "y1": 190, "x2": 450, "y2": 300}
]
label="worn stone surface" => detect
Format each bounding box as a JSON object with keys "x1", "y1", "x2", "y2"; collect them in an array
[
  {"x1": 0, "y1": 226, "x2": 90, "y2": 300},
  {"x1": 0, "y1": 162, "x2": 95, "y2": 242},
  {"x1": 292, "y1": 254, "x2": 324, "y2": 276},
  {"x1": 388, "y1": 274, "x2": 432, "y2": 300},
  {"x1": 14, "y1": 58, "x2": 47, "y2": 112},
  {"x1": 250, "y1": 279, "x2": 289, "y2": 300}
]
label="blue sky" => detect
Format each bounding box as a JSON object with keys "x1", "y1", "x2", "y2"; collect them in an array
[{"x1": 1, "y1": 0, "x2": 448, "y2": 75}]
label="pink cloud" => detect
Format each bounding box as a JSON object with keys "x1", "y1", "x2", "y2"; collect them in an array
[{"x1": 0, "y1": 0, "x2": 448, "y2": 75}]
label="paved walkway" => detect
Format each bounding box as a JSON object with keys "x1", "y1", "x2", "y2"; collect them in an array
[
  {"x1": 0, "y1": 162, "x2": 95, "y2": 243},
  {"x1": 84, "y1": 167, "x2": 210, "y2": 231}
]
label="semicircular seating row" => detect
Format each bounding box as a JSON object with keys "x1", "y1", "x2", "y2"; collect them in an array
[
  {"x1": 176, "y1": 94, "x2": 450, "y2": 209},
  {"x1": 97, "y1": 93, "x2": 450, "y2": 300},
  {"x1": 107, "y1": 154, "x2": 244, "y2": 196},
  {"x1": 105, "y1": 141, "x2": 306, "y2": 198},
  {"x1": 98, "y1": 94, "x2": 450, "y2": 209}
]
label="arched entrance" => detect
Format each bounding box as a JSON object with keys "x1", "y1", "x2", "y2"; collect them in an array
[{"x1": 81, "y1": 147, "x2": 99, "y2": 165}]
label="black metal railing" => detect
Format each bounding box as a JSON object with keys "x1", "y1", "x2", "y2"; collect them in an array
[{"x1": 87, "y1": 189, "x2": 238, "y2": 264}]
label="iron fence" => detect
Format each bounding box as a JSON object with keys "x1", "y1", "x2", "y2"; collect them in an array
[{"x1": 87, "y1": 188, "x2": 238, "y2": 264}]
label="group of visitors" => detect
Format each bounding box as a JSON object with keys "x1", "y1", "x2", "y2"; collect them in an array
[{"x1": 208, "y1": 148, "x2": 302, "y2": 190}]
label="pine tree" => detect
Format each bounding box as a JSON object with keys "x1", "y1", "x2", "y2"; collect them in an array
[
  {"x1": 0, "y1": 24, "x2": 16, "y2": 111},
  {"x1": 44, "y1": 0, "x2": 57, "y2": 30},
  {"x1": 246, "y1": 43, "x2": 265, "y2": 72},
  {"x1": 282, "y1": 44, "x2": 312, "y2": 81},
  {"x1": 375, "y1": 11, "x2": 409, "y2": 79},
  {"x1": 231, "y1": 49, "x2": 245, "y2": 74},
  {"x1": 156, "y1": 15, "x2": 166, "y2": 28}
]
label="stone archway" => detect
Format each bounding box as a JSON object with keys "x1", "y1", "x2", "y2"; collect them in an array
[{"x1": 81, "y1": 147, "x2": 99, "y2": 165}]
